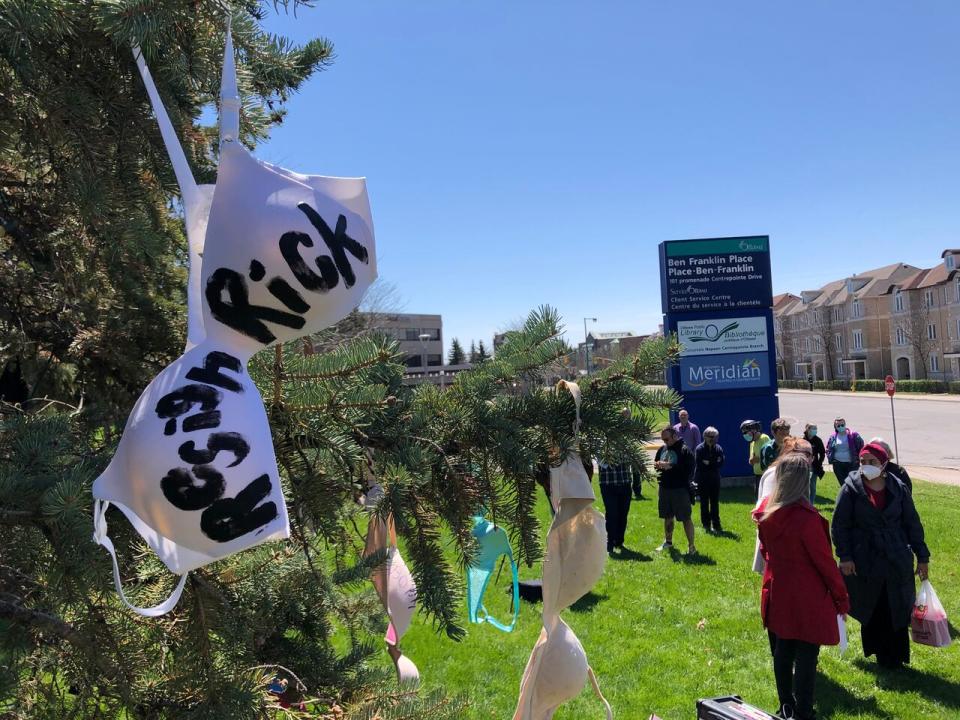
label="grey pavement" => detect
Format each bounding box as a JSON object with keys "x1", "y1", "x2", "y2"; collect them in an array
[{"x1": 779, "y1": 389, "x2": 960, "y2": 486}]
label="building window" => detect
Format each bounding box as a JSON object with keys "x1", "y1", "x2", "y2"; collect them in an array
[
  {"x1": 925, "y1": 290, "x2": 934, "y2": 308},
  {"x1": 948, "y1": 254, "x2": 956, "y2": 270},
  {"x1": 426, "y1": 354, "x2": 443, "y2": 367},
  {"x1": 837, "y1": 358, "x2": 844, "y2": 376},
  {"x1": 423, "y1": 328, "x2": 441, "y2": 341},
  {"x1": 792, "y1": 339, "x2": 800, "y2": 354},
  {"x1": 794, "y1": 363, "x2": 805, "y2": 377},
  {"x1": 805, "y1": 337, "x2": 811, "y2": 352},
  {"x1": 895, "y1": 291, "x2": 903, "y2": 312},
  {"x1": 956, "y1": 279, "x2": 960, "y2": 303},
  {"x1": 833, "y1": 307, "x2": 843, "y2": 322},
  {"x1": 834, "y1": 334, "x2": 842, "y2": 351},
  {"x1": 896, "y1": 327, "x2": 906, "y2": 345},
  {"x1": 931, "y1": 354, "x2": 940, "y2": 373},
  {"x1": 405, "y1": 328, "x2": 421, "y2": 341},
  {"x1": 404, "y1": 354, "x2": 422, "y2": 368},
  {"x1": 814, "y1": 337, "x2": 822, "y2": 352},
  {"x1": 957, "y1": 318, "x2": 960, "y2": 340},
  {"x1": 928, "y1": 323, "x2": 937, "y2": 341},
  {"x1": 852, "y1": 300, "x2": 862, "y2": 318},
  {"x1": 854, "y1": 330, "x2": 863, "y2": 350}
]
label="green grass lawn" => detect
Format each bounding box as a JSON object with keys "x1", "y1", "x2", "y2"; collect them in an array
[{"x1": 399, "y1": 474, "x2": 960, "y2": 719}]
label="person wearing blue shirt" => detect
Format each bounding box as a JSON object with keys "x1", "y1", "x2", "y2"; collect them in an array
[{"x1": 826, "y1": 417, "x2": 864, "y2": 485}]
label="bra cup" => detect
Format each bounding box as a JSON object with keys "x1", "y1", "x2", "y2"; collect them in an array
[
  {"x1": 549, "y1": 453, "x2": 595, "y2": 510},
  {"x1": 543, "y1": 503, "x2": 607, "y2": 617},
  {"x1": 92, "y1": 342, "x2": 289, "y2": 567},
  {"x1": 515, "y1": 620, "x2": 588, "y2": 719},
  {"x1": 535, "y1": 619, "x2": 588, "y2": 707},
  {"x1": 200, "y1": 143, "x2": 377, "y2": 354},
  {"x1": 385, "y1": 546, "x2": 417, "y2": 641}
]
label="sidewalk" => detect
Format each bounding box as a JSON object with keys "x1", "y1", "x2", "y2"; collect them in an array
[{"x1": 779, "y1": 388, "x2": 960, "y2": 403}]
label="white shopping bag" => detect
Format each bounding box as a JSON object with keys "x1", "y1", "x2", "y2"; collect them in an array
[{"x1": 837, "y1": 615, "x2": 847, "y2": 655}]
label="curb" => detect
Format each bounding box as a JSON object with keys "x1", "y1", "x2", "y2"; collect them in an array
[{"x1": 779, "y1": 388, "x2": 960, "y2": 404}]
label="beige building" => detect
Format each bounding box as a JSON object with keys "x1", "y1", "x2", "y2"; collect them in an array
[
  {"x1": 884, "y1": 250, "x2": 960, "y2": 380},
  {"x1": 774, "y1": 251, "x2": 960, "y2": 382}
]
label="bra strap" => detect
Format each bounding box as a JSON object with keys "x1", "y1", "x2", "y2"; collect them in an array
[
  {"x1": 131, "y1": 46, "x2": 198, "y2": 202},
  {"x1": 587, "y1": 666, "x2": 613, "y2": 719},
  {"x1": 92, "y1": 500, "x2": 188, "y2": 617},
  {"x1": 219, "y1": 19, "x2": 240, "y2": 146}
]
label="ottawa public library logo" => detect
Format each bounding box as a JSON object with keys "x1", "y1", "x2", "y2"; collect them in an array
[
  {"x1": 687, "y1": 321, "x2": 739, "y2": 344},
  {"x1": 738, "y1": 239, "x2": 766, "y2": 252},
  {"x1": 688, "y1": 357, "x2": 761, "y2": 388}
]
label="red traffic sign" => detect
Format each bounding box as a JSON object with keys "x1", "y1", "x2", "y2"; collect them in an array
[{"x1": 885, "y1": 374, "x2": 896, "y2": 397}]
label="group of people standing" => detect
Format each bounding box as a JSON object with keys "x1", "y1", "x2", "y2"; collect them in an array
[
  {"x1": 750, "y1": 421, "x2": 929, "y2": 719},
  {"x1": 596, "y1": 409, "x2": 933, "y2": 720}
]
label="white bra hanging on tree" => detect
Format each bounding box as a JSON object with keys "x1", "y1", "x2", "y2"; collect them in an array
[{"x1": 92, "y1": 21, "x2": 377, "y2": 616}]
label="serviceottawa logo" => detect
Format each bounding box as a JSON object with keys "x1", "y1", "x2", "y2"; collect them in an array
[{"x1": 688, "y1": 357, "x2": 762, "y2": 388}]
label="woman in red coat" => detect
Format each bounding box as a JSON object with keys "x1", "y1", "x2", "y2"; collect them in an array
[{"x1": 753, "y1": 453, "x2": 850, "y2": 720}]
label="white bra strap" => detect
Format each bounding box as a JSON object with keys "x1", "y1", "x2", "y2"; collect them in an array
[
  {"x1": 92, "y1": 500, "x2": 188, "y2": 617},
  {"x1": 587, "y1": 666, "x2": 613, "y2": 719},
  {"x1": 557, "y1": 380, "x2": 583, "y2": 438},
  {"x1": 131, "y1": 46, "x2": 198, "y2": 202},
  {"x1": 219, "y1": 20, "x2": 240, "y2": 146}
]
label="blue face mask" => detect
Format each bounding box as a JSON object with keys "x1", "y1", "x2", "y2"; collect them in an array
[
  {"x1": 467, "y1": 515, "x2": 519, "y2": 632},
  {"x1": 743, "y1": 433, "x2": 753, "y2": 442},
  {"x1": 836, "y1": 425, "x2": 846, "y2": 433},
  {"x1": 808, "y1": 428, "x2": 818, "y2": 438}
]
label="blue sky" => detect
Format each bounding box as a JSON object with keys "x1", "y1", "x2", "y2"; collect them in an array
[{"x1": 258, "y1": 1, "x2": 960, "y2": 354}]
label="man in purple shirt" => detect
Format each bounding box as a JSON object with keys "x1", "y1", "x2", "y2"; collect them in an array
[{"x1": 673, "y1": 409, "x2": 702, "y2": 451}]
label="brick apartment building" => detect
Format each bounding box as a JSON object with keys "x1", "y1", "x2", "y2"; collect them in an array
[{"x1": 774, "y1": 250, "x2": 960, "y2": 381}]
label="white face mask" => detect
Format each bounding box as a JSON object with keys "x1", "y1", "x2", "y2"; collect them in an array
[
  {"x1": 92, "y1": 30, "x2": 377, "y2": 616},
  {"x1": 861, "y1": 464, "x2": 883, "y2": 480}
]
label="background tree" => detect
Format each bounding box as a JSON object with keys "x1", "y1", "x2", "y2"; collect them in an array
[
  {"x1": 902, "y1": 292, "x2": 935, "y2": 379},
  {"x1": 447, "y1": 338, "x2": 466, "y2": 365},
  {"x1": 812, "y1": 306, "x2": 837, "y2": 381},
  {"x1": 468, "y1": 341, "x2": 478, "y2": 364},
  {"x1": 475, "y1": 340, "x2": 490, "y2": 363}
]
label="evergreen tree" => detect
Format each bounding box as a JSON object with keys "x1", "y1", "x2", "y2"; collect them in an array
[
  {"x1": 476, "y1": 340, "x2": 490, "y2": 363},
  {"x1": 447, "y1": 338, "x2": 466, "y2": 365},
  {"x1": 468, "y1": 341, "x2": 478, "y2": 364},
  {"x1": 0, "y1": 4, "x2": 681, "y2": 718}
]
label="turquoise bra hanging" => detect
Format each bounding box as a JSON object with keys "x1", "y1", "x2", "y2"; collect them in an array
[{"x1": 467, "y1": 514, "x2": 520, "y2": 632}]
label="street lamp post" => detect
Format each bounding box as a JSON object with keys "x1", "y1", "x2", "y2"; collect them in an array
[
  {"x1": 418, "y1": 332, "x2": 447, "y2": 390},
  {"x1": 583, "y1": 317, "x2": 597, "y2": 374}
]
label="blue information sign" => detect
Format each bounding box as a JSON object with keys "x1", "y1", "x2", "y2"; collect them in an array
[{"x1": 659, "y1": 236, "x2": 779, "y2": 479}]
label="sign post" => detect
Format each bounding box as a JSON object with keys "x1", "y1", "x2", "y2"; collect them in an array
[
  {"x1": 659, "y1": 236, "x2": 778, "y2": 479},
  {"x1": 885, "y1": 374, "x2": 899, "y2": 461}
]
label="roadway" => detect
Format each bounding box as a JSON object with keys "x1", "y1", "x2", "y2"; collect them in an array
[{"x1": 778, "y1": 389, "x2": 960, "y2": 482}]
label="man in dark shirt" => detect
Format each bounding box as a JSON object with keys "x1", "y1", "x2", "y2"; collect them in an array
[
  {"x1": 694, "y1": 426, "x2": 725, "y2": 533},
  {"x1": 654, "y1": 426, "x2": 697, "y2": 555}
]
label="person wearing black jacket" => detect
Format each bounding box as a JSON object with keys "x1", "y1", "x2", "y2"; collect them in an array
[
  {"x1": 694, "y1": 427, "x2": 725, "y2": 533},
  {"x1": 832, "y1": 443, "x2": 930, "y2": 670},
  {"x1": 654, "y1": 426, "x2": 697, "y2": 555},
  {"x1": 803, "y1": 423, "x2": 826, "y2": 502}
]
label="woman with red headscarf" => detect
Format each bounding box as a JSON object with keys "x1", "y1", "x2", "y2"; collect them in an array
[{"x1": 831, "y1": 442, "x2": 930, "y2": 670}]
